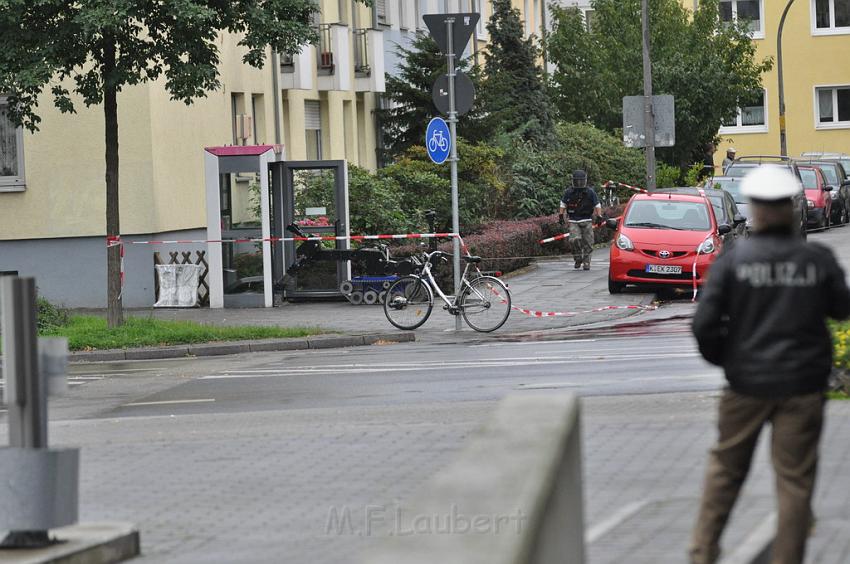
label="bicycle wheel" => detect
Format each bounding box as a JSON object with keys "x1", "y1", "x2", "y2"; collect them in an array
[
  {"x1": 383, "y1": 276, "x2": 434, "y2": 330},
  {"x1": 459, "y1": 276, "x2": 511, "y2": 332}
]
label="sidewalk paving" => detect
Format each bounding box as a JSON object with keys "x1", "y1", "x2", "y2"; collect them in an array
[
  {"x1": 19, "y1": 392, "x2": 850, "y2": 563},
  {"x1": 95, "y1": 248, "x2": 661, "y2": 345}
]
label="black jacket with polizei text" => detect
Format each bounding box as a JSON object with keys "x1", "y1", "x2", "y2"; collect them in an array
[{"x1": 693, "y1": 230, "x2": 850, "y2": 397}]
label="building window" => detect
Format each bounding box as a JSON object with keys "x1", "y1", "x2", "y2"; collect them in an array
[
  {"x1": 720, "y1": 90, "x2": 767, "y2": 133},
  {"x1": 814, "y1": 0, "x2": 850, "y2": 32},
  {"x1": 476, "y1": 0, "x2": 488, "y2": 37},
  {"x1": 375, "y1": 0, "x2": 388, "y2": 26},
  {"x1": 583, "y1": 9, "x2": 597, "y2": 31},
  {"x1": 399, "y1": 0, "x2": 408, "y2": 30},
  {"x1": 305, "y1": 100, "x2": 322, "y2": 160},
  {"x1": 719, "y1": 0, "x2": 763, "y2": 37},
  {"x1": 0, "y1": 97, "x2": 25, "y2": 191},
  {"x1": 816, "y1": 86, "x2": 850, "y2": 128}
]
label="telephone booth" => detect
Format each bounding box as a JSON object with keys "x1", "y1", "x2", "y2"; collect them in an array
[{"x1": 204, "y1": 146, "x2": 350, "y2": 308}]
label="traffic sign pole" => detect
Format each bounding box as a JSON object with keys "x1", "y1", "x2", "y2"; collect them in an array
[{"x1": 446, "y1": 16, "x2": 462, "y2": 331}]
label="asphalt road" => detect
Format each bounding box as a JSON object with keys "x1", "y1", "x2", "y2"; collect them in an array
[{"x1": 3, "y1": 226, "x2": 850, "y2": 563}]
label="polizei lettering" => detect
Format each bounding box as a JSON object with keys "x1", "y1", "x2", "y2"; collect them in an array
[{"x1": 735, "y1": 262, "x2": 818, "y2": 288}]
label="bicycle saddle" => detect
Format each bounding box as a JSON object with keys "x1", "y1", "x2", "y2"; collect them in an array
[{"x1": 463, "y1": 255, "x2": 482, "y2": 264}]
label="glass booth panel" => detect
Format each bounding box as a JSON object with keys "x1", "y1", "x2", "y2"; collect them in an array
[{"x1": 220, "y1": 171, "x2": 266, "y2": 306}]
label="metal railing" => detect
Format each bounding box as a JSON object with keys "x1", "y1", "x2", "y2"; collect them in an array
[
  {"x1": 317, "y1": 24, "x2": 334, "y2": 74},
  {"x1": 353, "y1": 29, "x2": 371, "y2": 76}
]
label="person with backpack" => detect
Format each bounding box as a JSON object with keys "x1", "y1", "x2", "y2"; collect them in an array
[{"x1": 558, "y1": 170, "x2": 602, "y2": 270}]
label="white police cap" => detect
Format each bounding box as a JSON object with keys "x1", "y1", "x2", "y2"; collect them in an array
[{"x1": 740, "y1": 166, "x2": 802, "y2": 201}]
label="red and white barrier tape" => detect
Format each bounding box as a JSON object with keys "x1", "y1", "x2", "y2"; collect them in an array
[
  {"x1": 607, "y1": 180, "x2": 649, "y2": 194},
  {"x1": 510, "y1": 303, "x2": 657, "y2": 318},
  {"x1": 106, "y1": 235, "x2": 125, "y2": 291},
  {"x1": 539, "y1": 218, "x2": 618, "y2": 245},
  {"x1": 106, "y1": 232, "x2": 460, "y2": 246}
]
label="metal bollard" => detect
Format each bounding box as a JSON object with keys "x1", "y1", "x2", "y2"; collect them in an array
[{"x1": 0, "y1": 277, "x2": 79, "y2": 549}]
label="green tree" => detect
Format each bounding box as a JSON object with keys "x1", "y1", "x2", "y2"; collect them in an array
[
  {"x1": 546, "y1": 0, "x2": 772, "y2": 168},
  {"x1": 378, "y1": 33, "x2": 482, "y2": 161},
  {"x1": 481, "y1": 0, "x2": 555, "y2": 146},
  {"x1": 0, "y1": 1, "x2": 360, "y2": 326}
]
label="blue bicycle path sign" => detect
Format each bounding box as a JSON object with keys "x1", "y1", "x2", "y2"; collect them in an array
[{"x1": 426, "y1": 117, "x2": 451, "y2": 165}]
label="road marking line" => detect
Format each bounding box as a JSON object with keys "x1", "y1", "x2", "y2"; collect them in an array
[
  {"x1": 719, "y1": 512, "x2": 776, "y2": 564},
  {"x1": 124, "y1": 398, "x2": 216, "y2": 407},
  {"x1": 202, "y1": 353, "x2": 701, "y2": 379},
  {"x1": 586, "y1": 499, "x2": 652, "y2": 544}
]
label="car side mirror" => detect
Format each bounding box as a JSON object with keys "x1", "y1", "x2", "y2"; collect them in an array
[
  {"x1": 824, "y1": 185, "x2": 834, "y2": 192},
  {"x1": 605, "y1": 217, "x2": 620, "y2": 230},
  {"x1": 733, "y1": 214, "x2": 746, "y2": 225},
  {"x1": 718, "y1": 224, "x2": 732, "y2": 235}
]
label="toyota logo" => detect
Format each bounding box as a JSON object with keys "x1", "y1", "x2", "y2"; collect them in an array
[{"x1": 658, "y1": 250, "x2": 671, "y2": 259}]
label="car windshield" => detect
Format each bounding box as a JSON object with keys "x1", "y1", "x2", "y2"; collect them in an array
[
  {"x1": 625, "y1": 200, "x2": 711, "y2": 231},
  {"x1": 710, "y1": 179, "x2": 745, "y2": 203},
  {"x1": 799, "y1": 168, "x2": 819, "y2": 189}
]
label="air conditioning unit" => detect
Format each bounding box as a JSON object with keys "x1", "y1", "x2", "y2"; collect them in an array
[{"x1": 235, "y1": 114, "x2": 254, "y2": 142}]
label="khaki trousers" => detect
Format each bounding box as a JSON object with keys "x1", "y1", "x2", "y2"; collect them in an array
[
  {"x1": 690, "y1": 389, "x2": 825, "y2": 564},
  {"x1": 568, "y1": 221, "x2": 594, "y2": 265}
]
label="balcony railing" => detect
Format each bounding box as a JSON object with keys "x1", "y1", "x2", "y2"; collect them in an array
[
  {"x1": 353, "y1": 29, "x2": 371, "y2": 77},
  {"x1": 317, "y1": 24, "x2": 334, "y2": 75}
]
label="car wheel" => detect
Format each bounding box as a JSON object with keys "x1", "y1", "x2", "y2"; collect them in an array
[
  {"x1": 843, "y1": 204, "x2": 849, "y2": 225},
  {"x1": 608, "y1": 276, "x2": 625, "y2": 294}
]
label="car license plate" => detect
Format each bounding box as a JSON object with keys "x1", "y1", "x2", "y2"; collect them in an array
[{"x1": 646, "y1": 264, "x2": 682, "y2": 275}]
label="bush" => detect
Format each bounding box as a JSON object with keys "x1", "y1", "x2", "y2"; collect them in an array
[
  {"x1": 295, "y1": 165, "x2": 412, "y2": 235},
  {"x1": 502, "y1": 123, "x2": 647, "y2": 218},
  {"x1": 390, "y1": 213, "x2": 621, "y2": 287},
  {"x1": 37, "y1": 297, "x2": 69, "y2": 333},
  {"x1": 385, "y1": 140, "x2": 509, "y2": 231}
]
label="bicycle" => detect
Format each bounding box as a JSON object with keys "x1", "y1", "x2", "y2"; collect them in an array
[{"x1": 383, "y1": 250, "x2": 512, "y2": 332}]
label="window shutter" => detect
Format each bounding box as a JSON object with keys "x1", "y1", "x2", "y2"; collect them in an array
[{"x1": 305, "y1": 101, "x2": 321, "y2": 130}]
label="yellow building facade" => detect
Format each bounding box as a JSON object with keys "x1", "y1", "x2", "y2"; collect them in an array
[
  {"x1": 0, "y1": 0, "x2": 387, "y2": 306},
  {"x1": 712, "y1": 0, "x2": 850, "y2": 165}
]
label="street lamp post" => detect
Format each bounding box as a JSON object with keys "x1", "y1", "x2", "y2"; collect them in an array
[{"x1": 777, "y1": 0, "x2": 797, "y2": 157}]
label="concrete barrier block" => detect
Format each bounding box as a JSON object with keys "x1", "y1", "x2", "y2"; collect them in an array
[{"x1": 363, "y1": 394, "x2": 584, "y2": 564}]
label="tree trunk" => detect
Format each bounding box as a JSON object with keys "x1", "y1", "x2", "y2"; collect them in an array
[{"x1": 103, "y1": 39, "x2": 123, "y2": 328}]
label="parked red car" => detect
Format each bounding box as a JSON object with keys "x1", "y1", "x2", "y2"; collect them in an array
[
  {"x1": 607, "y1": 192, "x2": 730, "y2": 294},
  {"x1": 798, "y1": 165, "x2": 833, "y2": 230}
]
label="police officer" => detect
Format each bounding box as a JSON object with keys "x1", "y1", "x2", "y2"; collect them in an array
[
  {"x1": 689, "y1": 166, "x2": 850, "y2": 564},
  {"x1": 558, "y1": 170, "x2": 602, "y2": 270}
]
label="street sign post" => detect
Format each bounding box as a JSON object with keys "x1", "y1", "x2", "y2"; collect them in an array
[
  {"x1": 423, "y1": 12, "x2": 479, "y2": 331},
  {"x1": 622, "y1": 94, "x2": 675, "y2": 149},
  {"x1": 426, "y1": 117, "x2": 451, "y2": 164},
  {"x1": 432, "y1": 71, "x2": 475, "y2": 116}
]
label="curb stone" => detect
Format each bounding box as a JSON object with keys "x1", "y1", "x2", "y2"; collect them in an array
[{"x1": 61, "y1": 332, "x2": 415, "y2": 363}]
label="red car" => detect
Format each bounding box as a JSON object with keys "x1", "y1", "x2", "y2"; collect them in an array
[
  {"x1": 607, "y1": 192, "x2": 730, "y2": 294},
  {"x1": 798, "y1": 165, "x2": 832, "y2": 230}
]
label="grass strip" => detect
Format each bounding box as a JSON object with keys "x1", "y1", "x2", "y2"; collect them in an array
[{"x1": 40, "y1": 315, "x2": 325, "y2": 352}]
